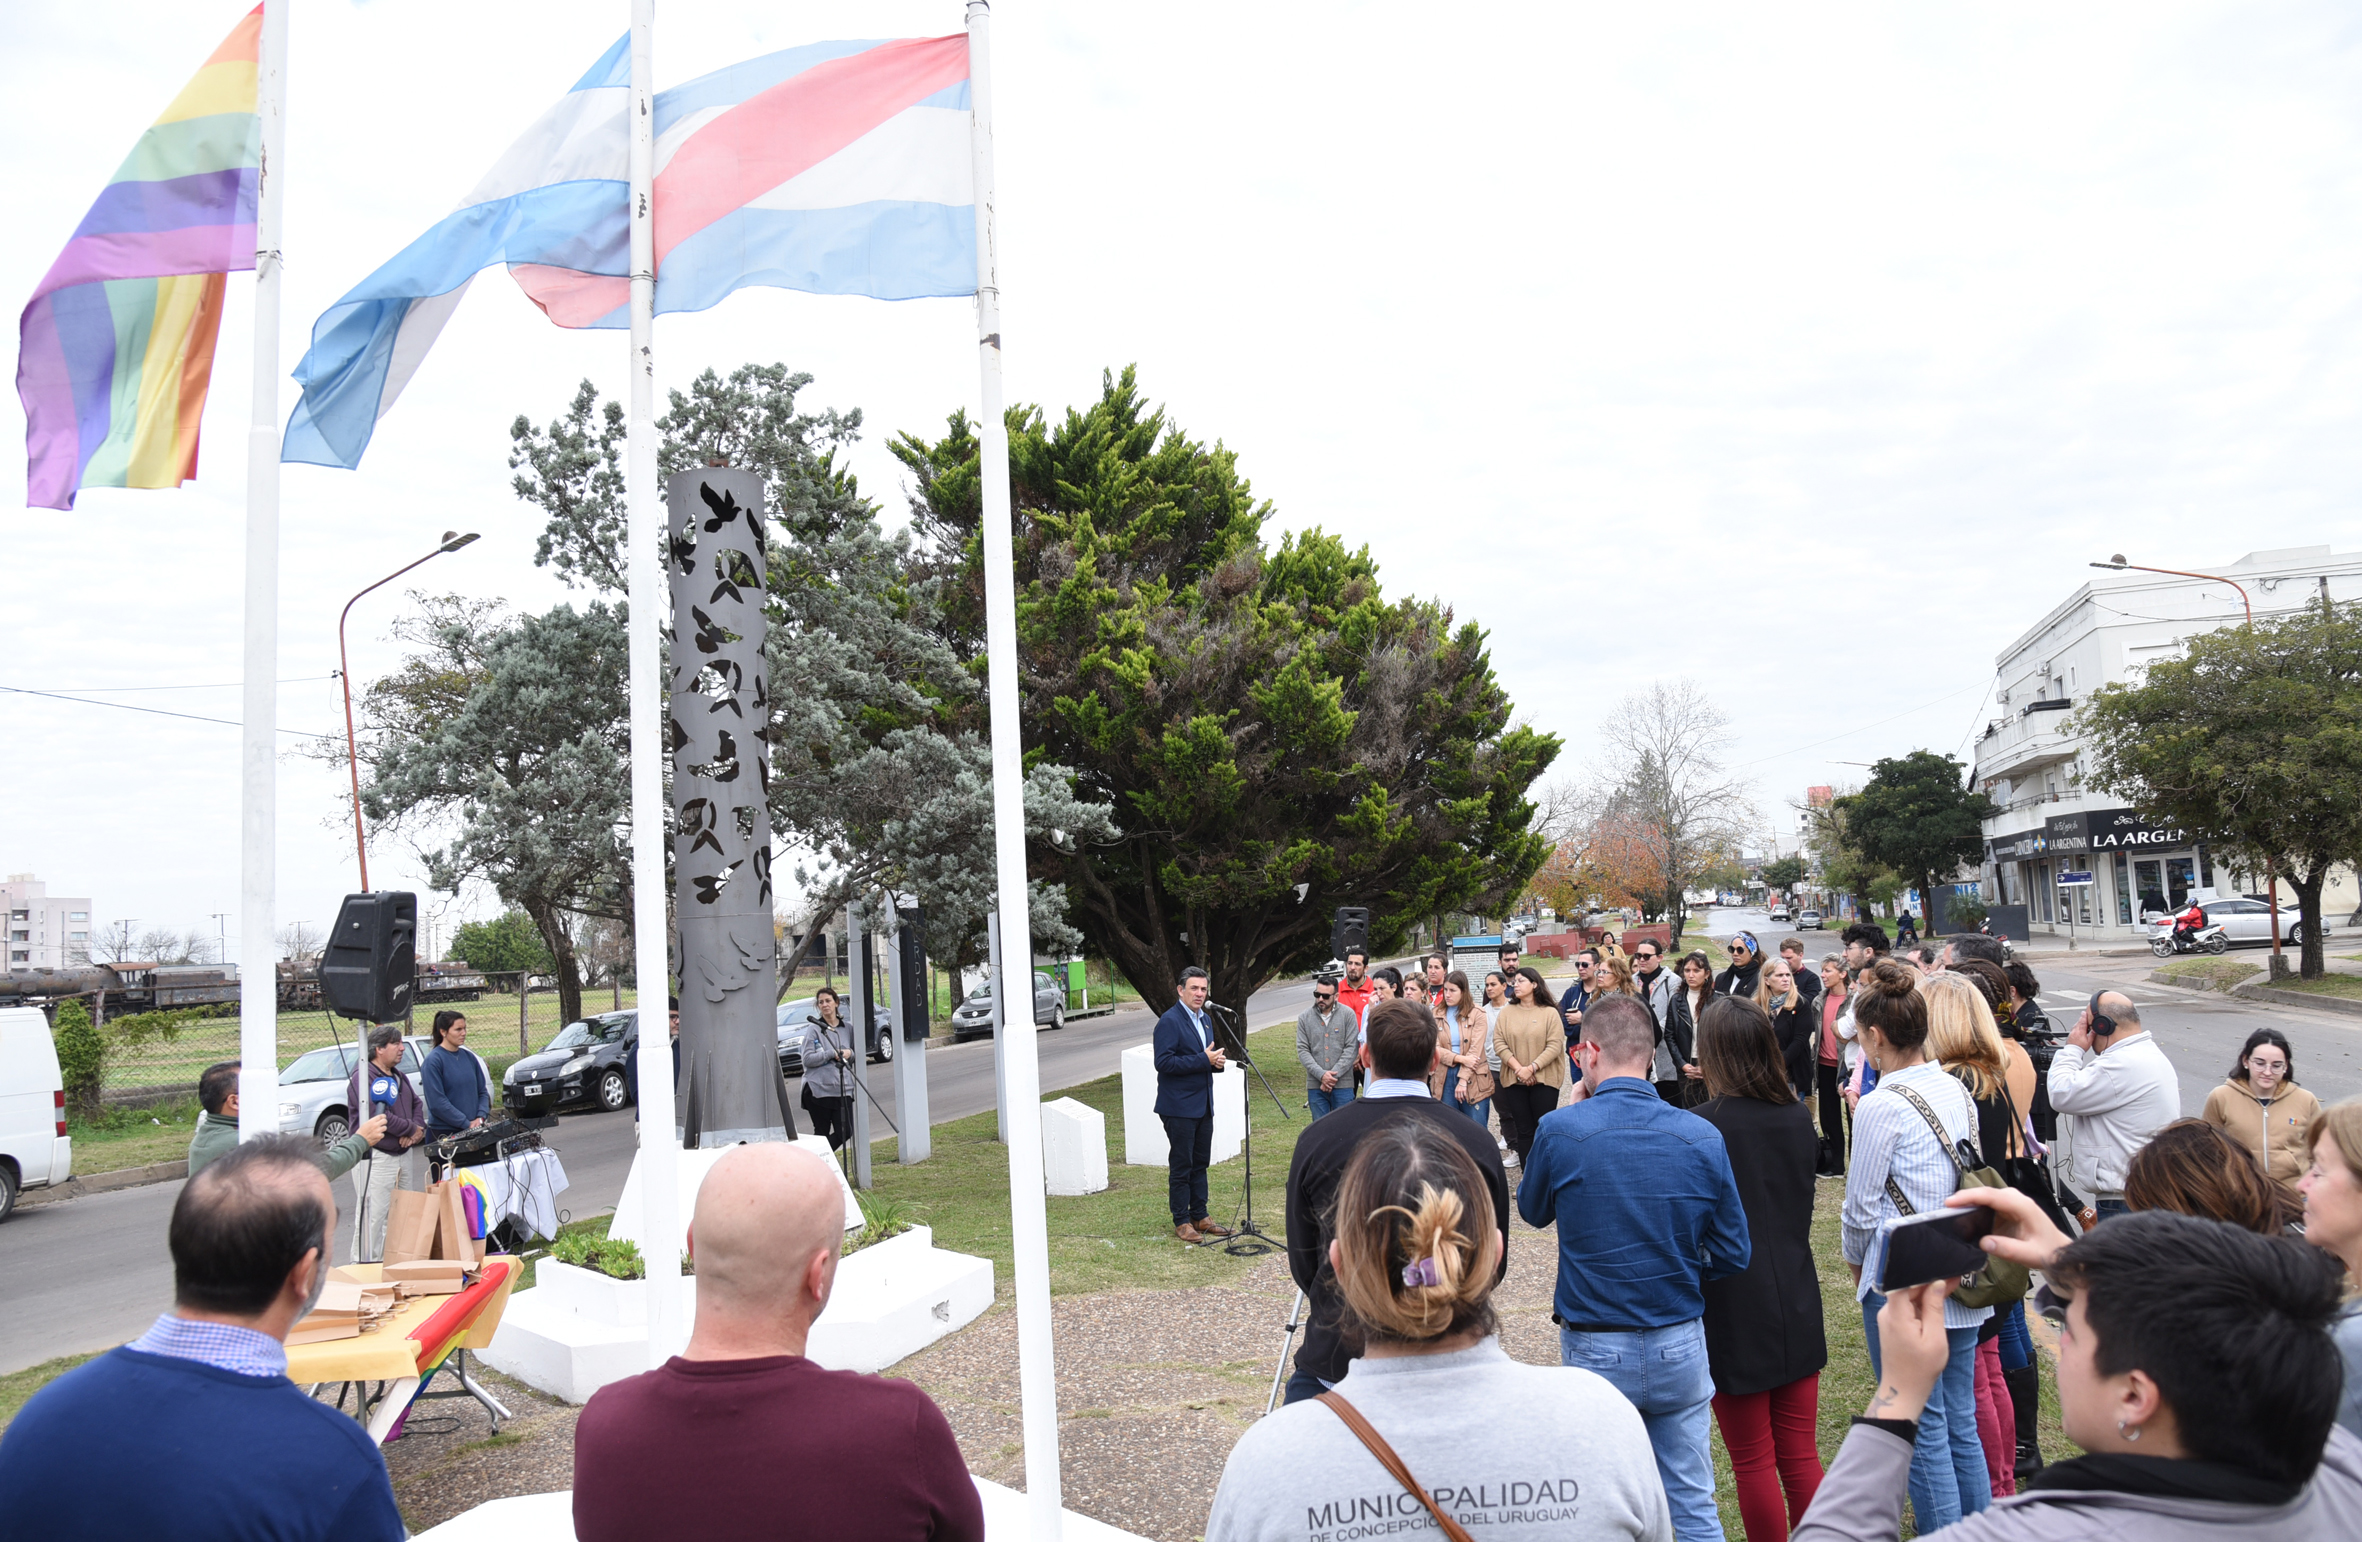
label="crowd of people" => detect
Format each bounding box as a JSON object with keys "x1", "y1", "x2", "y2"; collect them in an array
[
  {"x1": 1240, "y1": 921, "x2": 2362, "y2": 1541},
  {"x1": 11, "y1": 927, "x2": 2362, "y2": 1542}
]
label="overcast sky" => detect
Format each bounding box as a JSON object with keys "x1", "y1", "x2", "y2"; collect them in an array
[{"x1": 7, "y1": 1, "x2": 2361, "y2": 959}]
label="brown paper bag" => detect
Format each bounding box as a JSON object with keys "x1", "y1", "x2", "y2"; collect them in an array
[
  {"x1": 433, "y1": 1178, "x2": 479, "y2": 1266},
  {"x1": 384, "y1": 1186, "x2": 440, "y2": 1265}
]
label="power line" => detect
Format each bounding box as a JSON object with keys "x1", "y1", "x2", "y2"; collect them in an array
[
  {"x1": 0, "y1": 685, "x2": 327, "y2": 737},
  {"x1": 12, "y1": 674, "x2": 339, "y2": 693}
]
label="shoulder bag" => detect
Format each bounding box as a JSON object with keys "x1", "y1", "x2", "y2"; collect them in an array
[
  {"x1": 1316, "y1": 1392, "x2": 1475, "y2": 1542},
  {"x1": 1882, "y1": 1083, "x2": 2031, "y2": 1310}
]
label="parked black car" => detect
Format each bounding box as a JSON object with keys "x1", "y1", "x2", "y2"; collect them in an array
[{"x1": 503, "y1": 1010, "x2": 638, "y2": 1117}]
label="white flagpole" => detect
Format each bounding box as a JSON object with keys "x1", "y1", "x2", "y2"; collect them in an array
[
  {"x1": 966, "y1": 5, "x2": 1062, "y2": 1533},
  {"x1": 236, "y1": 0, "x2": 290, "y2": 1141},
  {"x1": 625, "y1": 0, "x2": 684, "y2": 1365}
]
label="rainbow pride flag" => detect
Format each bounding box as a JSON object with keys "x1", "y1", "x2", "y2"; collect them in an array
[{"x1": 17, "y1": 6, "x2": 263, "y2": 510}]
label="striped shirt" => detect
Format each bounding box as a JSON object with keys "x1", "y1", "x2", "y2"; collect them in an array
[
  {"x1": 1841, "y1": 1060, "x2": 1993, "y2": 1330},
  {"x1": 127, "y1": 1312, "x2": 287, "y2": 1380}
]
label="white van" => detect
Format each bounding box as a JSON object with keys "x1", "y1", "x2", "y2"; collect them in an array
[{"x1": 0, "y1": 1005, "x2": 72, "y2": 1221}]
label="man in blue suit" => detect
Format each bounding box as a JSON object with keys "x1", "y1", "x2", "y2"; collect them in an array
[{"x1": 1153, "y1": 967, "x2": 1235, "y2": 1243}]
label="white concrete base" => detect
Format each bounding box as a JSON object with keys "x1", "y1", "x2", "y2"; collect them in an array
[
  {"x1": 412, "y1": 1478, "x2": 1149, "y2": 1541},
  {"x1": 609, "y1": 1136, "x2": 861, "y2": 1266},
  {"x1": 1041, "y1": 1096, "x2": 1109, "y2": 1195},
  {"x1": 479, "y1": 1225, "x2": 992, "y2": 1404},
  {"x1": 1119, "y1": 1043, "x2": 1243, "y2": 1166}
]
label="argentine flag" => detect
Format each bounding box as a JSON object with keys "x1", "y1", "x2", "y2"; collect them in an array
[{"x1": 285, "y1": 34, "x2": 974, "y2": 470}]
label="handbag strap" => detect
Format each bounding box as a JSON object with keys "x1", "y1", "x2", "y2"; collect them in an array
[
  {"x1": 1316, "y1": 1393, "x2": 1476, "y2": 1542},
  {"x1": 1882, "y1": 1081, "x2": 1972, "y2": 1218}
]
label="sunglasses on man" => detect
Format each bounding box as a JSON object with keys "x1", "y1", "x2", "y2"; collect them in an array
[{"x1": 1313, "y1": 990, "x2": 1336, "y2": 1002}]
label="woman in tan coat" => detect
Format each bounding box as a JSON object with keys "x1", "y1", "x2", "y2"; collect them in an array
[
  {"x1": 2201, "y1": 1027, "x2": 2321, "y2": 1193},
  {"x1": 1428, "y1": 970, "x2": 1496, "y2": 1124},
  {"x1": 1491, "y1": 966, "x2": 1567, "y2": 1166}
]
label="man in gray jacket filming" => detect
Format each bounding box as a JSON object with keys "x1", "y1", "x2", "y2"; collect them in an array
[
  {"x1": 1795, "y1": 1188, "x2": 2361, "y2": 1542},
  {"x1": 1296, "y1": 979, "x2": 1358, "y2": 1119}
]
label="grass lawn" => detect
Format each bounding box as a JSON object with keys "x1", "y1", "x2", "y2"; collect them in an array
[
  {"x1": 2275, "y1": 973, "x2": 2362, "y2": 1001},
  {"x1": 65, "y1": 1095, "x2": 204, "y2": 1174},
  {"x1": 2156, "y1": 957, "x2": 2263, "y2": 990},
  {"x1": 0, "y1": 1354, "x2": 97, "y2": 1434}
]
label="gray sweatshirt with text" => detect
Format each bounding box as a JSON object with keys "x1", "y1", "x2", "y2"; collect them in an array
[{"x1": 1206, "y1": 1338, "x2": 1672, "y2": 1542}]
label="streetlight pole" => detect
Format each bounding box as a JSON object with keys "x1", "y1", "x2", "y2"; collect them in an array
[
  {"x1": 338, "y1": 532, "x2": 480, "y2": 890},
  {"x1": 2090, "y1": 556, "x2": 2281, "y2": 963}
]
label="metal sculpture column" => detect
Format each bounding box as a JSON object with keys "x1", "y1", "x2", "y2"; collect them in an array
[{"x1": 667, "y1": 466, "x2": 785, "y2": 1146}]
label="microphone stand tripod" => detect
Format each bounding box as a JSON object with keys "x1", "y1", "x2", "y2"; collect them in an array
[{"x1": 1203, "y1": 1000, "x2": 1291, "y2": 1257}]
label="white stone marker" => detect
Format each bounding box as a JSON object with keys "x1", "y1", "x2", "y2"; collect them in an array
[
  {"x1": 1040, "y1": 1096, "x2": 1109, "y2": 1195},
  {"x1": 1119, "y1": 1043, "x2": 1246, "y2": 1167}
]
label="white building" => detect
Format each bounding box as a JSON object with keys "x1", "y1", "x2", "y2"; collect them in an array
[
  {"x1": 1971, "y1": 546, "x2": 2362, "y2": 943},
  {"x1": 2, "y1": 874, "x2": 95, "y2": 969}
]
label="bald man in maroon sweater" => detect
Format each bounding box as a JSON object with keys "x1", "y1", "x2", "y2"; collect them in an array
[{"x1": 572, "y1": 1144, "x2": 984, "y2": 1542}]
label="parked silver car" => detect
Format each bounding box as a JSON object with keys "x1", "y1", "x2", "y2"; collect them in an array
[
  {"x1": 275, "y1": 1034, "x2": 430, "y2": 1143},
  {"x1": 2203, "y1": 897, "x2": 2329, "y2": 948},
  {"x1": 949, "y1": 970, "x2": 1067, "y2": 1043}
]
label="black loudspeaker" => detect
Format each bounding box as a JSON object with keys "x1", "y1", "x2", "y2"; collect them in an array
[
  {"x1": 1332, "y1": 906, "x2": 1371, "y2": 960},
  {"x1": 897, "y1": 903, "x2": 930, "y2": 1043},
  {"x1": 322, "y1": 892, "x2": 417, "y2": 1023}
]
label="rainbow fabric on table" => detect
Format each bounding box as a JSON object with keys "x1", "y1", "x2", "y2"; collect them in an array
[
  {"x1": 284, "y1": 33, "x2": 975, "y2": 471},
  {"x1": 17, "y1": 5, "x2": 263, "y2": 510}
]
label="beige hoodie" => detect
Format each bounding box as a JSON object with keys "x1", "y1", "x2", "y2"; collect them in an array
[{"x1": 2202, "y1": 1075, "x2": 2322, "y2": 1191}]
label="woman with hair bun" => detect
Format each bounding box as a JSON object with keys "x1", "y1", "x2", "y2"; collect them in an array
[
  {"x1": 1208, "y1": 1120, "x2": 1671, "y2": 1542},
  {"x1": 1839, "y1": 959, "x2": 1993, "y2": 1530}
]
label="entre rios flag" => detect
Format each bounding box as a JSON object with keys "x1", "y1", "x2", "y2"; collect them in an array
[
  {"x1": 284, "y1": 35, "x2": 974, "y2": 472},
  {"x1": 18, "y1": 5, "x2": 263, "y2": 510}
]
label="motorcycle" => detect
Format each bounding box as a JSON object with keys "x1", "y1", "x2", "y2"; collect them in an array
[{"x1": 2148, "y1": 921, "x2": 2230, "y2": 957}]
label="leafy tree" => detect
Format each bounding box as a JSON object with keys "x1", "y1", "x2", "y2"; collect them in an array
[
  {"x1": 2077, "y1": 603, "x2": 2362, "y2": 978},
  {"x1": 449, "y1": 910, "x2": 557, "y2": 977},
  {"x1": 362, "y1": 601, "x2": 631, "y2": 1027},
  {"x1": 1799, "y1": 787, "x2": 1900, "y2": 920},
  {"x1": 892, "y1": 368, "x2": 1557, "y2": 1013},
  {"x1": 1845, "y1": 751, "x2": 1997, "y2": 934},
  {"x1": 1759, "y1": 855, "x2": 1809, "y2": 893}
]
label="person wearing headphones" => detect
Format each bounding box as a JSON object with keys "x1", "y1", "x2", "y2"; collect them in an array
[{"x1": 2049, "y1": 991, "x2": 2180, "y2": 1226}]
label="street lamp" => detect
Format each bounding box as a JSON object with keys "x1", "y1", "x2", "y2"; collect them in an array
[
  {"x1": 339, "y1": 531, "x2": 480, "y2": 889},
  {"x1": 2089, "y1": 554, "x2": 2278, "y2": 959}
]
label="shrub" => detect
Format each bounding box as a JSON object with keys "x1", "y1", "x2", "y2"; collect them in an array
[
  {"x1": 849, "y1": 1191, "x2": 918, "y2": 1254},
  {"x1": 52, "y1": 1001, "x2": 102, "y2": 1121},
  {"x1": 549, "y1": 1229, "x2": 644, "y2": 1280},
  {"x1": 1947, "y1": 894, "x2": 1990, "y2": 932}
]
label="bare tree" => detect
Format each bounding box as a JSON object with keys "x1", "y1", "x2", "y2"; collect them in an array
[
  {"x1": 132, "y1": 927, "x2": 203, "y2": 965},
  {"x1": 1589, "y1": 681, "x2": 1758, "y2": 944},
  {"x1": 277, "y1": 921, "x2": 325, "y2": 962},
  {"x1": 86, "y1": 919, "x2": 140, "y2": 967}
]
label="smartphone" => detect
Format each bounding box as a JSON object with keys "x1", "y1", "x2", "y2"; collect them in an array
[{"x1": 1872, "y1": 1207, "x2": 1994, "y2": 1294}]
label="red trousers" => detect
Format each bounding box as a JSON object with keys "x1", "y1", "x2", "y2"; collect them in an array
[
  {"x1": 1711, "y1": 1374, "x2": 1824, "y2": 1541},
  {"x1": 1974, "y1": 1334, "x2": 2017, "y2": 1498}
]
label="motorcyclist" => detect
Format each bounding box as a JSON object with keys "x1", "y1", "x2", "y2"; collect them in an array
[{"x1": 2170, "y1": 899, "x2": 2207, "y2": 948}]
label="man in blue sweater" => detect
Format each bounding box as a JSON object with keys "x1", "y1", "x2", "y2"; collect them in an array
[
  {"x1": 422, "y1": 1009, "x2": 490, "y2": 1138},
  {"x1": 0, "y1": 1135, "x2": 405, "y2": 1540},
  {"x1": 1519, "y1": 993, "x2": 1751, "y2": 1542}
]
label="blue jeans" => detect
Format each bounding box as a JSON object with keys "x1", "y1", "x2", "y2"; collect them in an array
[
  {"x1": 1561, "y1": 1319, "x2": 1722, "y2": 1542},
  {"x1": 1994, "y1": 1298, "x2": 2034, "y2": 1374},
  {"x1": 1863, "y1": 1296, "x2": 1991, "y2": 1528},
  {"x1": 1306, "y1": 1082, "x2": 1355, "y2": 1120},
  {"x1": 2093, "y1": 1196, "x2": 2131, "y2": 1224},
  {"x1": 1462, "y1": 1095, "x2": 1493, "y2": 1130}
]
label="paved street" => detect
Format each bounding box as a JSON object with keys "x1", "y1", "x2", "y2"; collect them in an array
[
  {"x1": 0, "y1": 972, "x2": 1319, "y2": 1375},
  {"x1": 8, "y1": 917, "x2": 2357, "y2": 1376}
]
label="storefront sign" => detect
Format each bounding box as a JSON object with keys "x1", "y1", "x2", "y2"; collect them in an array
[{"x1": 1986, "y1": 807, "x2": 2193, "y2": 864}]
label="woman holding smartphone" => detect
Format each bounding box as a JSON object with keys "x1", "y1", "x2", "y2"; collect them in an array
[{"x1": 1839, "y1": 959, "x2": 1993, "y2": 1530}]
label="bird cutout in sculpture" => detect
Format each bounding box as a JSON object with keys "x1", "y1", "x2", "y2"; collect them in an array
[
  {"x1": 689, "y1": 605, "x2": 732, "y2": 655},
  {"x1": 698, "y1": 481, "x2": 745, "y2": 533},
  {"x1": 687, "y1": 729, "x2": 740, "y2": 784},
  {"x1": 679, "y1": 798, "x2": 723, "y2": 857},
  {"x1": 690, "y1": 858, "x2": 743, "y2": 906},
  {"x1": 668, "y1": 527, "x2": 699, "y2": 576},
  {"x1": 709, "y1": 548, "x2": 759, "y2": 606},
  {"x1": 752, "y1": 846, "x2": 773, "y2": 905}
]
